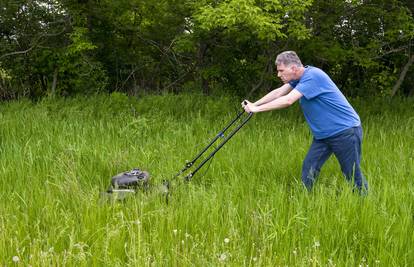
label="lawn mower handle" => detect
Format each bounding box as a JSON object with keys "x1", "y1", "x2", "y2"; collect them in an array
[
  {"x1": 183, "y1": 110, "x2": 252, "y2": 181},
  {"x1": 173, "y1": 102, "x2": 252, "y2": 179}
]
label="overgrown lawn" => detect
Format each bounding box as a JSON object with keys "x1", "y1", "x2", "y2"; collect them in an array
[{"x1": 0, "y1": 93, "x2": 413, "y2": 266}]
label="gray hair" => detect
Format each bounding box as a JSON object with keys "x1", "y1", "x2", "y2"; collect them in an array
[{"x1": 275, "y1": 51, "x2": 303, "y2": 67}]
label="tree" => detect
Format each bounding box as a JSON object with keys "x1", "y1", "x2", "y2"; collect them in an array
[
  {"x1": 0, "y1": 0, "x2": 107, "y2": 98},
  {"x1": 296, "y1": 0, "x2": 414, "y2": 96},
  {"x1": 62, "y1": 0, "x2": 194, "y2": 93},
  {"x1": 189, "y1": 0, "x2": 313, "y2": 95},
  {"x1": 1, "y1": 0, "x2": 413, "y2": 99}
]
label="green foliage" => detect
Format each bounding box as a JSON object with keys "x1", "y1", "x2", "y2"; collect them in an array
[
  {"x1": 194, "y1": 0, "x2": 312, "y2": 40},
  {"x1": 187, "y1": 0, "x2": 314, "y2": 95},
  {"x1": 0, "y1": 1, "x2": 109, "y2": 98},
  {"x1": 0, "y1": 65, "x2": 11, "y2": 80},
  {"x1": 55, "y1": 27, "x2": 108, "y2": 95},
  {"x1": 297, "y1": 0, "x2": 414, "y2": 96},
  {"x1": 1, "y1": 0, "x2": 414, "y2": 98},
  {"x1": 66, "y1": 27, "x2": 97, "y2": 55}
]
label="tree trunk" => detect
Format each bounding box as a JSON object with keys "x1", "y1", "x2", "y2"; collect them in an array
[
  {"x1": 409, "y1": 87, "x2": 414, "y2": 96},
  {"x1": 197, "y1": 42, "x2": 209, "y2": 95},
  {"x1": 51, "y1": 67, "x2": 58, "y2": 97},
  {"x1": 248, "y1": 58, "x2": 273, "y2": 98},
  {"x1": 391, "y1": 54, "x2": 414, "y2": 97}
]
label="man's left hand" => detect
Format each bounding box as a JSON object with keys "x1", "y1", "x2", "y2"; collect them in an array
[{"x1": 242, "y1": 100, "x2": 257, "y2": 113}]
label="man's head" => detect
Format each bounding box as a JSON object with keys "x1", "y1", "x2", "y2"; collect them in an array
[{"x1": 275, "y1": 51, "x2": 304, "y2": 83}]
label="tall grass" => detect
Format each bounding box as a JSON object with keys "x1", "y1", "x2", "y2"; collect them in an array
[{"x1": 0, "y1": 93, "x2": 413, "y2": 266}]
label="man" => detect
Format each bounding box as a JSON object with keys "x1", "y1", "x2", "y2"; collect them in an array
[{"x1": 242, "y1": 51, "x2": 368, "y2": 192}]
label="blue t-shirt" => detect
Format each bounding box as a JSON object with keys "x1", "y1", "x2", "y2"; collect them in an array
[{"x1": 289, "y1": 66, "x2": 361, "y2": 139}]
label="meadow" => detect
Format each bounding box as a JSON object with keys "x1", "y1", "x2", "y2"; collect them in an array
[{"x1": 0, "y1": 93, "x2": 413, "y2": 266}]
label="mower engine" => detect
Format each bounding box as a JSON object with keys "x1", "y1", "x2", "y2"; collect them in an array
[{"x1": 107, "y1": 168, "x2": 150, "y2": 193}]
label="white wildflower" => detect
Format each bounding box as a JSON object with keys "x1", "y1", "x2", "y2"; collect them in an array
[
  {"x1": 219, "y1": 252, "x2": 228, "y2": 262},
  {"x1": 12, "y1": 256, "x2": 19, "y2": 262},
  {"x1": 224, "y1": 238, "x2": 230, "y2": 244}
]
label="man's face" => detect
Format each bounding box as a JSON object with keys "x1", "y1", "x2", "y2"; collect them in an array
[{"x1": 277, "y1": 63, "x2": 297, "y2": 83}]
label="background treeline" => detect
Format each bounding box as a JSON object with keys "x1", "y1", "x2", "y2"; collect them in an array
[{"x1": 0, "y1": 0, "x2": 413, "y2": 99}]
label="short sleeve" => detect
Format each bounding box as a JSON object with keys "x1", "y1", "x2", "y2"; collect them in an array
[{"x1": 295, "y1": 73, "x2": 320, "y2": 100}]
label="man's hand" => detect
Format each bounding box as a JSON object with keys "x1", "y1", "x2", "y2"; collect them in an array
[{"x1": 241, "y1": 100, "x2": 257, "y2": 113}]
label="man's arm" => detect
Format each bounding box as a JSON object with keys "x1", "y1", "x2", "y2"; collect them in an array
[
  {"x1": 244, "y1": 89, "x2": 303, "y2": 113},
  {"x1": 253, "y1": 83, "x2": 293, "y2": 106}
]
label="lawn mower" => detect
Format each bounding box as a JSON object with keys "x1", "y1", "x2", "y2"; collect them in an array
[{"x1": 102, "y1": 103, "x2": 253, "y2": 201}]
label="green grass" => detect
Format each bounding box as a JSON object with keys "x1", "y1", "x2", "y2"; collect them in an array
[{"x1": 0, "y1": 93, "x2": 413, "y2": 266}]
